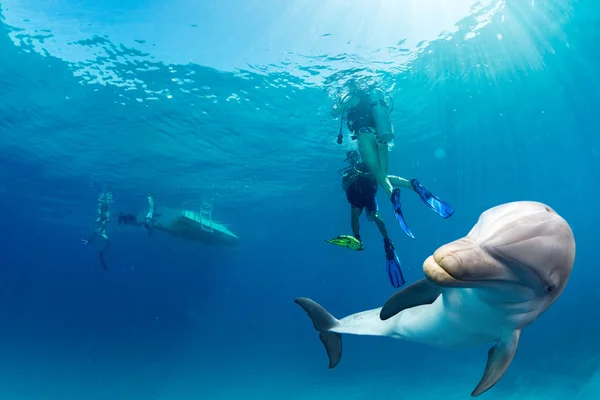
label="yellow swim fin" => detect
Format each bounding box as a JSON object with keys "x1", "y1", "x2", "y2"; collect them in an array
[{"x1": 326, "y1": 235, "x2": 364, "y2": 251}]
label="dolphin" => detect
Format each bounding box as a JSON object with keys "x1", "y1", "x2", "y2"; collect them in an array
[{"x1": 295, "y1": 201, "x2": 575, "y2": 397}]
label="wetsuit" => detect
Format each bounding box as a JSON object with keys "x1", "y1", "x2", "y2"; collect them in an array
[
  {"x1": 346, "y1": 94, "x2": 375, "y2": 140},
  {"x1": 345, "y1": 91, "x2": 390, "y2": 141},
  {"x1": 118, "y1": 212, "x2": 155, "y2": 235},
  {"x1": 343, "y1": 162, "x2": 379, "y2": 213}
]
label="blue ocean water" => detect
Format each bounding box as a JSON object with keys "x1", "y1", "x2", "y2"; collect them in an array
[{"x1": 1, "y1": 0, "x2": 599, "y2": 399}]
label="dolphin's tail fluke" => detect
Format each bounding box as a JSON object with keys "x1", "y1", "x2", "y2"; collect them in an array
[{"x1": 295, "y1": 297, "x2": 342, "y2": 369}]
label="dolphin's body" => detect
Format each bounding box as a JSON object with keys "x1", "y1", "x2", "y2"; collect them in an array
[{"x1": 296, "y1": 201, "x2": 575, "y2": 397}]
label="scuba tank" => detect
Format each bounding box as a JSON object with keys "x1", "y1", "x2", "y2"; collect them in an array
[{"x1": 368, "y1": 87, "x2": 395, "y2": 144}]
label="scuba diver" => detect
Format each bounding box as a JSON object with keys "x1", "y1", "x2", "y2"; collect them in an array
[
  {"x1": 117, "y1": 192, "x2": 157, "y2": 235},
  {"x1": 332, "y1": 83, "x2": 455, "y2": 239},
  {"x1": 326, "y1": 150, "x2": 454, "y2": 288},
  {"x1": 82, "y1": 189, "x2": 113, "y2": 270},
  {"x1": 327, "y1": 150, "x2": 404, "y2": 288}
]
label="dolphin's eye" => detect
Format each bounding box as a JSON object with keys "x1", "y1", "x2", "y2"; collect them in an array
[{"x1": 544, "y1": 284, "x2": 556, "y2": 293}]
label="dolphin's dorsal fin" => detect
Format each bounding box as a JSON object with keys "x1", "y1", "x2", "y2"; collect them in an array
[
  {"x1": 379, "y1": 279, "x2": 442, "y2": 320},
  {"x1": 471, "y1": 329, "x2": 521, "y2": 397}
]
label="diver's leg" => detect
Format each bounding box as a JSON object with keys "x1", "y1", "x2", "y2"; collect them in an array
[
  {"x1": 81, "y1": 231, "x2": 96, "y2": 245},
  {"x1": 359, "y1": 135, "x2": 415, "y2": 239},
  {"x1": 360, "y1": 133, "x2": 414, "y2": 237},
  {"x1": 98, "y1": 220, "x2": 108, "y2": 240},
  {"x1": 358, "y1": 132, "x2": 394, "y2": 198},
  {"x1": 378, "y1": 142, "x2": 389, "y2": 175},
  {"x1": 366, "y1": 196, "x2": 389, "y2": 240},
  {"x1": 351, "y1": 207, "x2": 362, "y2": 241},
  {"x1": 362, "y1": 198, "x2": 405, "y2": 288},
  {"x1": 388, "y1": 175, "x2": 412, "y2": 189},
  {"x1": 370, "y1": 211, "x2": 389, "y2": 241}
]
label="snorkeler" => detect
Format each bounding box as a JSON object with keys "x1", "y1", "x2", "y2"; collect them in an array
[
  {"x1": 82, "y1": 189, "x2": 113, "y2": 270},
  {"x1": 332, "y1": 84, "x2": 454, "y2": 238},
  {"x1": 326, "y1": 150, "x2": 454, "y2": 287}
]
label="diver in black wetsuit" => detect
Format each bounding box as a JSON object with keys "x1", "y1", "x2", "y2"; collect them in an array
[
  {"x1": 341, "y1": 150, "x2": 389, "y2": 246},
  {"x1": 328, "y1": 150, "x2": 406, "y2": 288}
]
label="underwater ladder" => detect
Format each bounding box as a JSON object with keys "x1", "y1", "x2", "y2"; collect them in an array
[{"x1": 200, "y1": 201, "x2": 214, "y2": 232}]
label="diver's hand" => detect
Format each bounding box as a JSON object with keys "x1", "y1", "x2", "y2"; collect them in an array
[
  {"x1": 332, "y1": 94, "x2": 358, "y2": 116},
  {"x1": 332, "y1": 102, "x2": 343, "y2": 117}
]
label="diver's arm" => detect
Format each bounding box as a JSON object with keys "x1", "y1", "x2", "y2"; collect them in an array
[
  {"x1": 332, "y1": 103, "x2": 344, "y2": 117},
  {"x1": 81, "y1": 232, "x2": 96, "y2": 245},
  {"x1": 354, "y1": 163, "x2": 374, "y2": 178},
  {"x1": 355, "y1": 168, "x2": 371, "y2": 178},
  {"x1": 389, "y1": 175, "x2": 413, "y2": 190},
  {"x1": 355, "y1": 169, "x2": 409, "y2": 188},
  {"x1": 341, "y1": 173, "x2": 358, "y2": 192}
]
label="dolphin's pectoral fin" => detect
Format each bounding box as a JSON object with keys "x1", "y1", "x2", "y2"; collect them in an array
[
  {"x1": 472, "y1": 330, "x2": 521, "y2": 397},
  {"x1": 379, "y1": 279, "x2": 442, "y2": 321},
  {"x1": 295, "y1": 298, "x2": 343, "y2": 369},
  {"x1": 380, "y1": 278, "x2": 442, "y2": 320}
]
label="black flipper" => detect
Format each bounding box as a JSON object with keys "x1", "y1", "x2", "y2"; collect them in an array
[
  {"x1": 295, "y1": 297, "x2": 342, "y2": 369},
  {"x1": 471, "y1": 330, "x2": 521, "y2": 397},
  {"x1": 98, "y1": 240, "x2": 110, "y2": 271},
  {"x1": 380, "y1": 278, "x2": 442, "y2": 320},
  {"x1": 99, "y1": 252, "x2": 107, "y2": 271}
]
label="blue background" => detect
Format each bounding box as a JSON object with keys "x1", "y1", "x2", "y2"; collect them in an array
[{"x1": 1, "y1": 0, "x2": 599, "y2": 399}]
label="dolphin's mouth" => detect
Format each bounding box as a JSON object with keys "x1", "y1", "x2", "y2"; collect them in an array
[
  {"x1": 423, "y1": 238, "x2": 492, "y2": 288},
  {"x1": 423, "y1": 239, "x2": 529, "y2": 291},
  {"x1": 423, "y1": 254, "x2": 466, "y2": 287}
]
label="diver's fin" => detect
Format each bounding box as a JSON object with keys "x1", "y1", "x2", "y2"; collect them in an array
[
  {"x1": 383, "y1": 239, "x2": 406, "y2": 289},
  {"x1": 386, "y1": 258, "x2": 405, "y2": 289},
  {"x1": 99, "y1": 252, "x2": 108, "y2": 271},
  {"x1": 410, "y1": 179, "x2": 455, "y2": 219},
  {"x1": 325, "y1": 235, "x2": 364, "y2": 251},
  {"x1": 391, "y1": 189, "x2": 416, "y2": 239},
  {"x1": 295, "y1": 298, "x2": 342, "y2": 369},
  {"x1": 98, "y1": 240, "x2": 110, "y2": 271},
  {"x1": 380, "y1": 278, "x2": 442, "y2": 320},
  {"x1": 471, "y1": 330, "x2": 521, "y2": 397}
]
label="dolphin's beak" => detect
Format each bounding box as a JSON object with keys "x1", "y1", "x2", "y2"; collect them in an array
[
  {"x1": 423, "y1": 255, "x2": 465, "y2": 287},
  {"x1": 423, "y1": 237, "x2": 515, "y2": 288}
]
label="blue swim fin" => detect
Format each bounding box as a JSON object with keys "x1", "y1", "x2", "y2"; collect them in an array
[
  {"x1": 384, "y1": 239, "x2": 406, "y2": 289},
  {"x1": 410, "y1": 179, "x2": 455, "y2": 219},
  {"x1": 391, "y1": 188, "x2": 415, "y2": 239}
]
